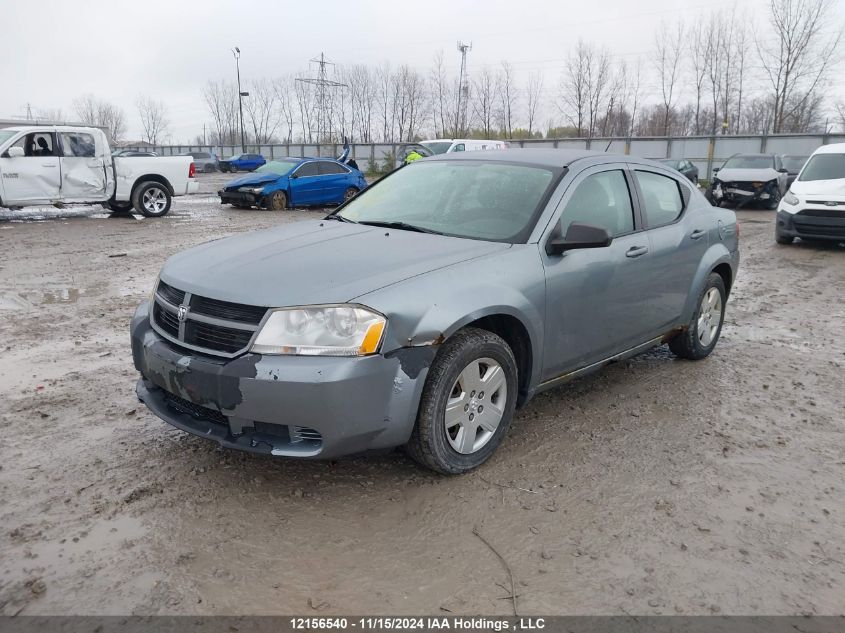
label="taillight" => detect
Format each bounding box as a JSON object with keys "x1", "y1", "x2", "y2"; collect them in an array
[{"x1": 189, "y1": 162, "x2": 196, "y2": 178}]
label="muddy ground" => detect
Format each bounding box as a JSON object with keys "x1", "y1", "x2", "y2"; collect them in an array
[{"x1": 1, "y1": 173, "x2": 843, "y2": 616}]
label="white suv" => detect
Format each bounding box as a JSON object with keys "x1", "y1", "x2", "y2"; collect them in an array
[{"x1": 776, "y1": 143, "x2": 845, "y2": 245}]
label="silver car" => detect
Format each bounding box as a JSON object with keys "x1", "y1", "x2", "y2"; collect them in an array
[
  {"x1": 131, "y1": 149, "x2": 739, "y2": 474},
  {"x1": 181, "y1": 151, "x2": 218, "y2": 173}
]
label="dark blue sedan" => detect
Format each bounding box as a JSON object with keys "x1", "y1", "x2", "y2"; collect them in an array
[
  {"x1": 218, "y1": 157, "x2": 368, "y2": 210},
  {"x1": 219, "y1": 153, "x2": 266, "y2": 172}
]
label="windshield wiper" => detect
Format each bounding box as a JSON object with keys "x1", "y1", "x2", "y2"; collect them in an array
[
  {"x1": 324, "y1": 214, "x2": 357, "y2": 223},
  {"x1": 357, "y1": 220, "x2": 443, "y2": 235}
]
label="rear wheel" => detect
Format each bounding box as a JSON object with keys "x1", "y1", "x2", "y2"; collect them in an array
[
  {"x1": 267, "y1": 191, "x2": 287, "y2": 211},
  {"x1": 669, "y1": 273, "x2": 726, "y2": 360},
  {"x1": 132, "y1": 181, "x2": 171, "y2": 218},
  {"x1": 405, "y1": 328, "x2": 518, "y2": 475},
  {"x1": 343, "y1": 187, "x2": 358, "y2": 203}
]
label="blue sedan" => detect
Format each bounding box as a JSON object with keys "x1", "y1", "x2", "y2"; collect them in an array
[
  {"x1": 218, "y1": 153, "x2": 266, "y2": 172},
  {"x1": 218, "y1": 157, "x2": 368, "y2": 210}
]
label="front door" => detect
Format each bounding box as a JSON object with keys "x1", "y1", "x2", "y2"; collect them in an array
[
  {"x1": 289, "y1": 161, "x2": 321, "y2": 205},
  {"x1": 58, "y1": 131, "x2": 112, "y2": 201},
  {"x1": 0, "y1": 131, "x2": 61, "y2": 205},
  {"x1": 541, "y1": 165, "x2": 653, "y2": 380},
  {"x1": 317, "y1": 161, "x2": 349, "y2": 204}
]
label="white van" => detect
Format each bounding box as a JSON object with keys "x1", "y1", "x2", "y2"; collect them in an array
[{"x1": 420, "y1": 139, "x2": 507, "y2": 155}]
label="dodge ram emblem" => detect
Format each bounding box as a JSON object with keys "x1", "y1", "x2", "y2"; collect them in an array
[{"x1": 177, "y1": 305, "x2": 189, "y2": 322}]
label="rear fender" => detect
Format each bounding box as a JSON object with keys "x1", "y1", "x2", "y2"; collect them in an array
[{"x1": 681, "y1": 242, "x2": 737, "y2": 323}]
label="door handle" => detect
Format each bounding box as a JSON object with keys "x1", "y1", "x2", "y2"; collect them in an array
[
  {"x1": 690, "y1": 229, "x2": 706, "y2": 240},
  {"x1": 42, "y1": 164, "x2": 57, "y2": 168},
  {"x1": 626, "y1": 245, "x2": 649, "y2": 258}
]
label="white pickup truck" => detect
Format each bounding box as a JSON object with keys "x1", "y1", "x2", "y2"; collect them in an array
[{"x1": 0, "y1": 126, "x2": 198, "y2": 217}]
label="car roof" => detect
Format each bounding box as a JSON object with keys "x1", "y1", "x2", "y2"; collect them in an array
[
  {"x1": 426, "y1": 148, "x2": 636, "y2": 168},
  {"x1": 730, "y1": 153, "x2": 775, "y2": 158},
  {"x1": 812, "y1": 143, "x2": 845, "y2": 154}
]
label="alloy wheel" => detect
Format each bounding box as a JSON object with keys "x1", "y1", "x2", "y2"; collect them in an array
[
  {"x1": 444, "y1": 358, "x2": 507, "y2": 454},
  {"x1": 142, "y1": 187, "x2": 168, "y2": 215},
  {"x1": 697, "y1": 287, "x2": 723, "y2": 347}
]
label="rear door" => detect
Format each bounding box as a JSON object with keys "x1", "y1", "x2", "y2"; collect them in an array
[
  {"x1": 0, "y1": 131, "x2": 61, "y2": 204},
  {"x1": 632, "y1": 167, "x2": 706, "y2": 334},
  {"x1": 317, "y1": 161, "x2": 350, "y2": 204},
  {"x1": 288, "y1": 161, "x2": 320, "y2": 205},
  {"x1": 58, "y1": 130, "x2": 112, "y2": 201},
  {"x1": 541, "y1": 164, "x2": 654, "y2": 377}
]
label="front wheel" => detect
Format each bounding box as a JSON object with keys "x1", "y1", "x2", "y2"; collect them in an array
[
  {"x1": 405, "y1": 328, "x2": 518, "y2": 475},
  {"x1": 775, "y1": 231, "x2": 794, "y2": 245},
  {"x1": 132, "y1": 181, "x2": 172, "y2": 218},
  {"x1": 669, "y1": 273, "x2": 726, "y2": 360},
  {"x1": 266, "y1": 191, "x2": 287, "y2": 211},
  {"x1": 766, "y1": 189, "x2": 781, "y2": 210}
]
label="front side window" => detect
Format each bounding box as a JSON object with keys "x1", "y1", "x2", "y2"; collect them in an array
[
  {"x1": 557, "y1": 170, "x2": 634, "y2": 237},
  {"x1": 60, "y1": 132, "x2": 96, "y2": 157},
  {"x1": 295, "y1": 162, "x2": 319, "y2": 177},
  {"x1": 421, "y1": 141, "x2": 452, "y2": 155},
  {"x1": 636, "y1": 171, "x2": 684, "y2": 227},
  {"x1": 451, "y1": 143, "x2": 466, "y2": 152},
  {"x1": 9, "y1": 132, "x2": 57, "y2": 157},
  {"x1": 338, "y1": 160, "x2": 557, "y2": 243},
  {"x1": 798, "y1": 154, "x2": 845, "y2": 182}
]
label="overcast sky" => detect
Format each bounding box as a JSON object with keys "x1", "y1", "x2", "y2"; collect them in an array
[{"x1": 5, "y1": 0, "x2": 845, "y2": 142}]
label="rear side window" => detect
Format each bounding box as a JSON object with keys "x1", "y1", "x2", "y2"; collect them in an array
[
  {"x1": 559, "y1": 170, "x2": 634, "y2": 237},
  {"x1": 318, "y1": 161, "x2": 347, "y2": 175},
  {"x1": 60, "y1": 132, "x2": 96, "y2": 157},
  {"x1": 636, "y1": 171, "x2": 683, "y2": 227}
]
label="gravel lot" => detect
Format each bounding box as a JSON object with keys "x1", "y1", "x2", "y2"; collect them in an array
[{"x1": 1, "y1": 173, "x2": 843, "y2": 616}]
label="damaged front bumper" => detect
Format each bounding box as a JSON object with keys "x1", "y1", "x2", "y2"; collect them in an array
[
  {"x1": 130, "y1": 302, "x2": 428, "y2": 459},
  {"x1": 711, "y1": 181, "x2": 776, "y2": 206},
  {"x1": 218, "y1": 189, "x2": 261, "y2": 207}
]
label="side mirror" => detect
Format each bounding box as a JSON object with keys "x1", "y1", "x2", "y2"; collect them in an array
[
  {"x1": 546, "y1": 222, "x2": 613, "y2": 256},
  {"x1": 3, "y1": 146, "x2": 24, "y2": 158},
  {"x1": 712, "y1": 167, "x2": 720, "y2": 173},
  {"x1": 289, "y1": 173, "x2": 298, "y2": 179},
  {"x1": 778, "y1": 167, "x2": 788, "y2": 173}
]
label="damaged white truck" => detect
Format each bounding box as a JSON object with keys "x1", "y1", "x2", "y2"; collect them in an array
[{"x1": 0, "y1": 126, "x2": 198, "y2": 217}]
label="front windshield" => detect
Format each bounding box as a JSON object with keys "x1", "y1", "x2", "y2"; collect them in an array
[
  {"x1": 338, "y1": 161, "x2": 558, "y2": 243},
  {"x1": 255, "y1": 160, "x2": 297, "y2": 176},
  {"x1": 782, "y1": 156, "x2": 808, "y2": 172},
  {"x1": 722, "y1": 155, "x2": 774, "y2": 169},
  {"x1": 421, "y1": 141, "x2": 453, "y2": 155},
  {"x1": 660, "y1": 160, "x2": 680, "y2": 168},
  {"x1": 0, "y1": 130, "x2": 17, "y2": 147},
  {"x1": 798, "y1": 154, "x2": 845, "y2": 182}
]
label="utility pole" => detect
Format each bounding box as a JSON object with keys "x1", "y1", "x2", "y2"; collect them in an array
[
  {"x1": 25, "y1": 103, "x2": 33, "y2": 120},
  {"x1": 296, "y1": 52, "x2": 347, "y2": 145},
  {"x1": 232, "y1": 46, "x2": 249, "y2": 152},
  {"x1": 456, "y1": 41, "x2": 472, "y2": 137}
]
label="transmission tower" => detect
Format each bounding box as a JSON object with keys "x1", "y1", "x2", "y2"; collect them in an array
[
  {"x1": 456, "y1": 41, "x2": 472, "y2": 137},
  {"x1": 296, "y1": 53, "x2": 347, "y2": 144}
]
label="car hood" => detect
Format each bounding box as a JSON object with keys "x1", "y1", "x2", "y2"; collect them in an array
[
  {"x1": 223, "y1": 172, "x2": 283, "y2": 189},
  {"x1": 790, "y1": 178, "x2": 845, "y2": 198},
  {"x1": 160, "y1": 220, "x2": 511, "y2": 307},
  {"x1": 715, "y1": 167, "x2": 780, "y2": 183}
]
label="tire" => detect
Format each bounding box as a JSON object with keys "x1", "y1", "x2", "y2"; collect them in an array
[
  {"x1": 231, "y1": 204, "x2": 252, "y2": 209},
  {"x1": 266, "y1": 191, "x2": 287, "y2": 211},
  {"x1": 107, "y1": 200, "x2": 134, "y2": 214},
  {"x1": 669, "y1": 273, "x2": 727, "y2": 360},
  {"x1": 132, "y1": 181, "x2": 172, "y2": 218},
  {"x1": 405, "y1": 327, "x2": 518, "y2": 475},
  {"x1": 766, "y1": 188, "x2": 781, "y2": 210},
  {"x1": 342, "y1": 187, "x2": 358, "y2": 204},
  {"x1": 775, "y1": 232, "x2": 794, "y2": 245},
  {"x1": 204, "y1": 163, "x2": 215, "y2": 173}
]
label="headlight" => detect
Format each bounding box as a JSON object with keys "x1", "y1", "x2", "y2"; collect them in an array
[
  {"x1": 239, "y1": 186, "x2": 265, "y2": 194},
  {"x1": 251, "y1": 305, "x2": 386, "y2": 356},
  {"x1": 784, "y1": 191, "x2": 799, "y2": 205}
]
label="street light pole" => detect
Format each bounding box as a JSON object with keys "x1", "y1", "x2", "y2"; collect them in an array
[{"x1": 232, "y1": 46, "x2": 246, "y2": 153}]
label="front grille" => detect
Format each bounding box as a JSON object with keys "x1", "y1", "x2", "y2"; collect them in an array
[
  {"x1": 185, "y1": 320, "x2": 254, "y2": 354},
  {"x1": 806, "y1": 200, "x2": 844, "y2": 207},
  {"x1": 162, "y1": 390, "x2": 228, "y2": 427},
  {"x1": 157, "y1": 281, "x2": 185, "y2": 306},
  {"x1": 190, "y1": 295, "x2": 266, "y2": 324},
  {"x1": 797, "y1": 208, "x2": 845, "y2": 218},
  {"x1": 153, "y1": 302, "x2": 179, "y2": 337},
  {"x1": 151, "y1": 281, "x2": 265, "y2": 357}
]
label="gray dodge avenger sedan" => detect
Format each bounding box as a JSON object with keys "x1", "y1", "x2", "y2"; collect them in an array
[{"x1": 131, "y1": 149, "x2": 739, "y2": 474}]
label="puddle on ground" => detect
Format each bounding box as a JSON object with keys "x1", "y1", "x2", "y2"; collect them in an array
[{"x1": 0, "y1": 282, "x2": 109, "y2": 310}]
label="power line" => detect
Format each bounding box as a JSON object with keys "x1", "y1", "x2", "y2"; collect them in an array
[{"x1": 296, "y1": 52, "x2": 347, "y2": 143}]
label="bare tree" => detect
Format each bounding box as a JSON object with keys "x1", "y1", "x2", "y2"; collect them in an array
[
  {"x1": 73, "y1": 95, "x2": 127, "y2": 143},
  {"x1": 654, "y1": 20, "x2": 685, "y2": 136},
  {"x1": 472, "y1": 66, "x2": 498, "y2": 138},
  {"x1": 757, "y1": 0, "x2": 842, "y2": 133},
  {"x1": 836, "y1": 101, "x2": 845, "y2": 132},
  {"x1": 704, "y1": 13, "x2": 725, "y2": 134},
  {"x1": 430, "y1": 51, "x2": 453, "y2": 138},
  {"x1": 689, "y1": 21, "x2": 709, "y2": 134},
  {"x1": 273, "y1": 75, "x2": 297, "y2": 143},
  {"x1": 627, "y1": 60, "x2": 643, "y2": 137},
  {"x1": 497, "y1": 61, "x2": 517, "y2": 138},
  {"x1": 525, "y1": 71, "x2": 543, "y2": 137},
  {"x1": 560, "y1": 40, "x2": 590, "y2": 135},
  {"x1": 136, "y1": 97, "x2": 169, "y2": 145},
  {"x1": 243, "y1": 78, "x2": 280, "y2": 143}
]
